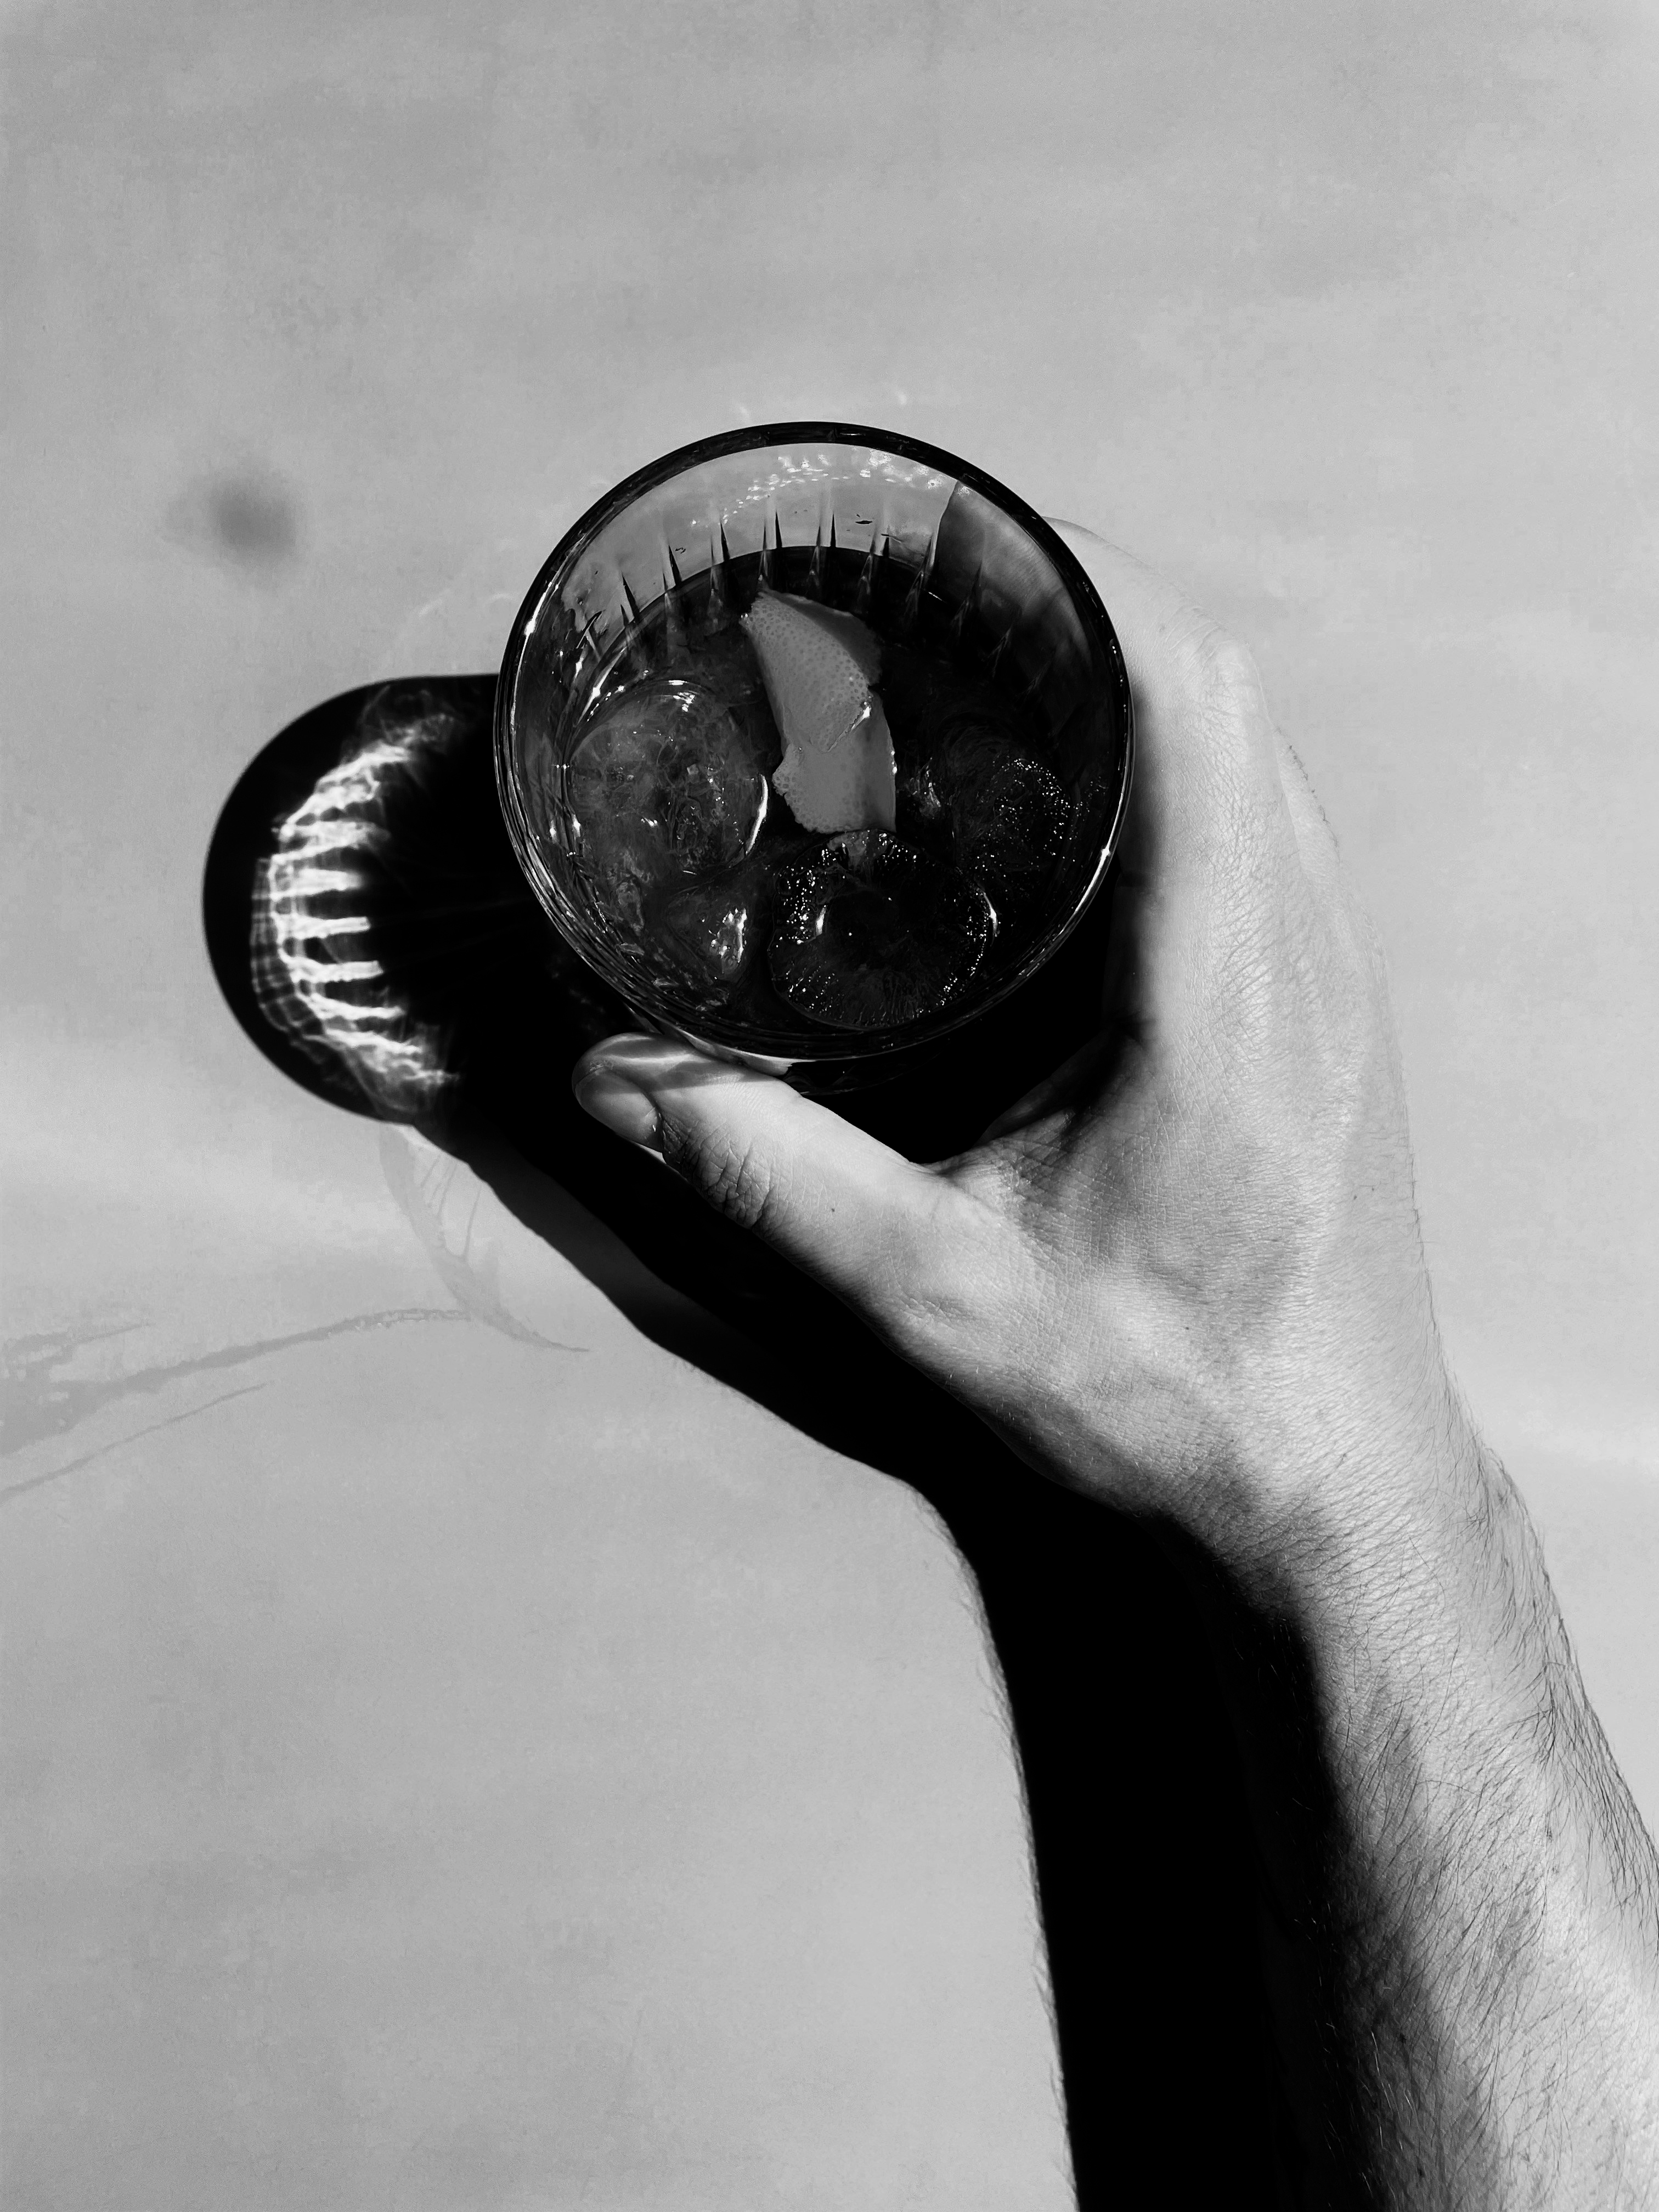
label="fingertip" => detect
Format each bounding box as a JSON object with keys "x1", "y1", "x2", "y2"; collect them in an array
[
  {"x1": 572, "y1": 1032, "x2": 805, "y2": 1153},
  {"x1": 571, "y1": 1063, "x2": 660, "y2": 1149},
  {"x1": 571, "y1": 1032, "x2": 710, "y2": 1143}
]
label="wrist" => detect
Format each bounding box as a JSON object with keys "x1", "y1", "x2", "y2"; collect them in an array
[{"x1": 1244, "y1": 1367, "x2": 1538, "y2": 1721}]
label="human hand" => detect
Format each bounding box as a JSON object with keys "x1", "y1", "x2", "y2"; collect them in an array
[
  {"x1": 572, "y1": 529, "x2": 1452, "y2": 1601},
  {"x1": 574, "y1": 533, "x2": 1659, "y2": 2197}
]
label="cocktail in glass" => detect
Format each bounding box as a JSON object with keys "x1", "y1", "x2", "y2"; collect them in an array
[{"x1": 495, "y1": 425, "x2": 1133, "y2": 1090}]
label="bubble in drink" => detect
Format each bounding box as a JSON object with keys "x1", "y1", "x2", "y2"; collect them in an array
[
  {"x1": 934, "y1": 720, "x2": 1072, "y2": 923},
  {"x1": 768, "y1": 830, "x2": 992, "y2": 1030},
  {"x1": 567, "y1": 678, "x2": 770, "y2": 928}
]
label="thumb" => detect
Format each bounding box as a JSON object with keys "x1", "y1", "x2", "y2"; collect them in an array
[{"x1": 571, "y1": 1032, "x2": 964, "y2": 1342}]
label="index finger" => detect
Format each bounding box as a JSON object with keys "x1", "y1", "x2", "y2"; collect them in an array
[
  {"x1": 1049, "y1": 520, "x2": 1294, "y2": 878},
  {"x1": 1052, "y1": 521, "x2": 1339, "y2": 891}
]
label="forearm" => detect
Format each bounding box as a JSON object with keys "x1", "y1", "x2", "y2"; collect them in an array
[
  {"x1": 962, "y1": 1204, "x2": 1659, "y2": 2197},
  {"x1": 1214, "y1": 1402, "x2": 1659, "y2": 2207}
]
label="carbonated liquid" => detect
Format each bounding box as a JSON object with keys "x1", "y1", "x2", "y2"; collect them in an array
[{"x1": 558, "y1": 546, "x2": 1073, "y2": 1037}]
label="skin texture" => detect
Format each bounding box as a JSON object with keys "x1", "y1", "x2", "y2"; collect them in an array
[{"x1": 572, "y1": 530, "x2": 1659, "y2": 2205}]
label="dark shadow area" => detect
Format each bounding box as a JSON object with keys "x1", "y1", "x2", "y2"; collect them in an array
[{"x1": 204, "y1": 679, "x2": 1373, "y2": 2209}]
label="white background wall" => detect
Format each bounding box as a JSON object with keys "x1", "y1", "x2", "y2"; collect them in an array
[{"x1": 4, "y1": 3, "x2": 1655, "y2": 2204}]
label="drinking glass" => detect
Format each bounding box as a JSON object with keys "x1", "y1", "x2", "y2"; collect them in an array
[{"x1": 495, "y1": 423, "x2": 1133, "y2": 1089}]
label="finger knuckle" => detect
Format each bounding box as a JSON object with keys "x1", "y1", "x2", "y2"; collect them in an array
[
  {"x1": 873, "y1": 1183, "x2": 1010, "y2": 1373},
  {"x1": 667, "y1": 1119, "x2": 778, "y2": 1235},
  {"x1": 1169, "y1": 618, "x2": 1274, "y2": 774},
  {"x1": 878, "y1": 1277, "x2": 964, "y2": 1374},
  {"x1": 1184, "y1": 619, "x2": 1264, "y2": 712}
]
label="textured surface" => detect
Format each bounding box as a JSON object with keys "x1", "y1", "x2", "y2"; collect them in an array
[
  {"x1": 744, "y1": 590, "x2": 896, "y2": 835},
  {"x1": 3, "y1": 1, "x2": 1656, "y2": 2203}
]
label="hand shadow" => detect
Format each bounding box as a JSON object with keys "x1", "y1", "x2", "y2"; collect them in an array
[{"x1": 204, "y1": 678, "x2": 1355, "y2": 2211}]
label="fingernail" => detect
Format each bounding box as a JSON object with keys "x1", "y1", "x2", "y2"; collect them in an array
[{"x1": 573, "y1": 1068, "x2": 661, "y2": 1149}]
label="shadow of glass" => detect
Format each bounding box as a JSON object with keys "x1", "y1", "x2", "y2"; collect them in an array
[{"x1": 204, "y1": 677, "x2": 1360, "y2": 2210}]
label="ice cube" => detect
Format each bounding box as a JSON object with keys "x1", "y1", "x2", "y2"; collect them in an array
[
  {"x1": 653, "y1": 851, "x2": 773, "y2": 994},
  {"x1": 768, "y1": 832, "x2": 992, "y2": 1031},
  {"x1": 935, "y1": 723, "x2": 1071, "y2": 923},
  {"x1": 567, "y1": 679, "x2": 770, "y2": 928}
]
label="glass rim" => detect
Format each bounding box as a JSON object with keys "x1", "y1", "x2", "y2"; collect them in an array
[{"x1": 494, "y1": 421, "x2": 1136, "y2": 1073}]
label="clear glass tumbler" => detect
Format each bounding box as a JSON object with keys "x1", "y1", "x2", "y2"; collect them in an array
[{"x1": 495, "y1": 422, "x2": 1133, "y2": 1088}]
